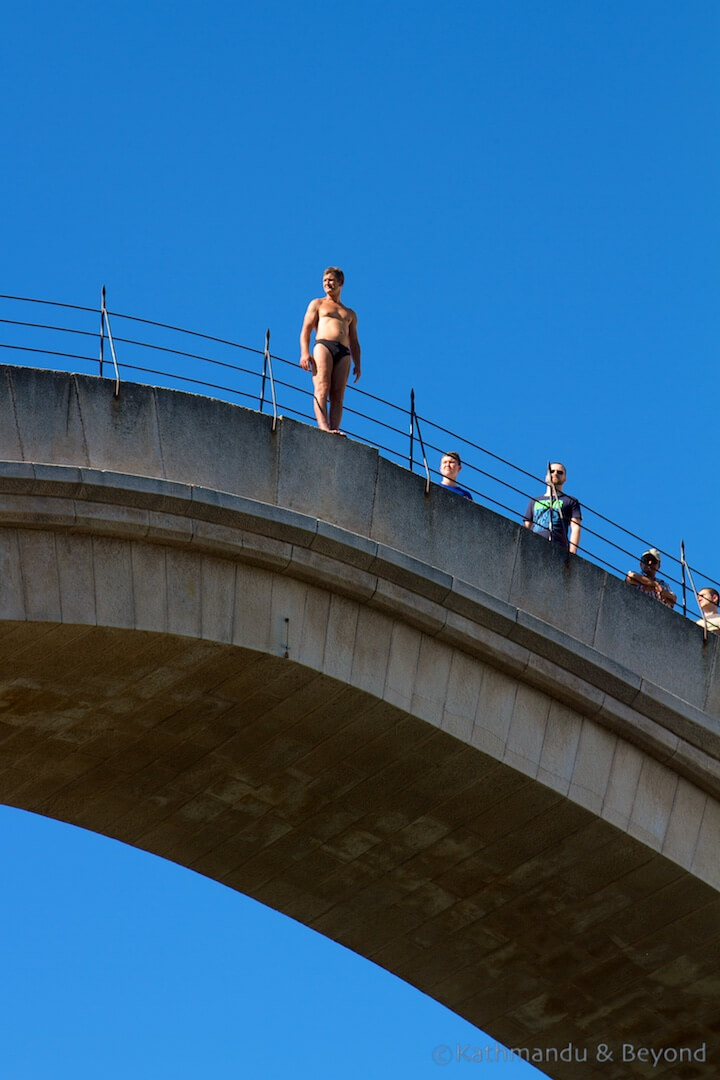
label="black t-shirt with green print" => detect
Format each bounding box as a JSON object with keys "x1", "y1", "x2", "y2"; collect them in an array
[{"x1": 524, "y1": 492, "x2": 582, "y2": 548}]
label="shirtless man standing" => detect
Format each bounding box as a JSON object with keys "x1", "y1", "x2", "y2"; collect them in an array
[{"x1": 299, "y1": 267, "x2": 361, "y2": 433}]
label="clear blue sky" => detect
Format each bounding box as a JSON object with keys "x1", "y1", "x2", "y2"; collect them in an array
[{"x1": 2, "y1": 2, "x2": 718, "y2": 1077}]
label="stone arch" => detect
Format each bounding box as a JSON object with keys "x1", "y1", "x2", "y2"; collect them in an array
[{"x1": 1, "y1": 365, "x2": 719, "y2": 1078}]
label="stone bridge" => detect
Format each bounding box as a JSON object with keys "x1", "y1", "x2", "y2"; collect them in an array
[{"x1": 1, "y1": 365, "x2": 718, "y2": 1079}]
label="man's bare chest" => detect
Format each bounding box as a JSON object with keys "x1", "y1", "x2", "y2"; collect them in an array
[{"x1": 318, "y1": 300, "x2": 350, "y2": 324}]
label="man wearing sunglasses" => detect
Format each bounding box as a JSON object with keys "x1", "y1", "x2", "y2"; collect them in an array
[
  {"x1": 625, "y1": 549, "x2": 676, "y2": 608},
  {"x1": 523, "y1": 462, "x2": 582, "y2": 553}
]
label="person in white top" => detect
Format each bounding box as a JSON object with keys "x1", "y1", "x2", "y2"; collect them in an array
[{"x1": 696, "y1": 586, "x2": 720, "y2": 633}]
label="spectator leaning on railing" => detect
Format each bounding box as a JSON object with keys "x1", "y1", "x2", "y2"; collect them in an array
[{"x1": 625, "y1": 549, "x2": 676, "y2": 608}]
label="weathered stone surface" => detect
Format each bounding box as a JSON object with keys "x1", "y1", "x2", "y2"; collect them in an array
[
  {"x1": 277, "y1": 418, "x2": 378, "y2": 535},
  {"x1": 1, "y1": 365, "x2": 719, "y2": 1080}
]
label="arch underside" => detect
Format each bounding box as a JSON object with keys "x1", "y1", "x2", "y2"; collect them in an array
[{"x1": 2, "y1": 621, "x2": 717, "y2": 1080}]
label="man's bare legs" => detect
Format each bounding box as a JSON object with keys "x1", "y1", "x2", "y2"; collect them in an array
[{"x1": 312, "y1": 344, "x2": 351, "y2": 432}]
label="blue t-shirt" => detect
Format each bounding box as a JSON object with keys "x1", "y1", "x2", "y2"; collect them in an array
[
  {"x1": 440, "y1": 482, "x2": 473, "y2": 500},
  {"x1": 524, "y1": 492, "x2": 581, "y2": 547}
]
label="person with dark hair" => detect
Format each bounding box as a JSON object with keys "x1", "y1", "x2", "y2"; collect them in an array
[
  {"x1": 523, "y1": 462, "x2": 582, "y2": 553},
  {"x1": 438, "y1": 451, "x2": 473, "y2": 500},
  {"x1": 299, "y1": 267, "x2": 361, "y2": 433},
  {"x1": 625, "y1": 549, "x2": 676, "y2": 608},
  {"x1": 696, "y1": 586, "x2": 720, "y2": 632}
]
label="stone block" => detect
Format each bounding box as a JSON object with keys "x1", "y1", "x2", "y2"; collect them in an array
[
  {"x1": 200, "y1": 556, "x2": 236, "y2": 644},
  {"x1": 525, "y1": 652, "x2": 605, "y2": 719},
  {"x1": 383, "y1": 623, "x2": 422, "y2": 712},
  {"x1": 153, "y1": 387, "x2": 280, "y2": 503},
  {"x1": 321, "y1": 593, "x2": 359, "y2": 683},
  {"x1": 662, "y1": 779, "x2": 707, "y2": 871},
  {"x1": 294, "y1": 587, "x2": 331, "y2": 673},
  {"x1": 510, "y1": 529, "x2": 606, "y2": 646},
  {"x1": 370, "y1": 457, "x2": 521, "y2": 597},
  {"x1": 410, "y1": 635, "x2": 453, "y2": 726},
  {"x1": 56, "y1": 532, "x2": 95, "y2": 625},
  {"x1": 73, "y1": 498, "x2": 150, "y2": 540},
  {"x1": 238, "y1": 530, "x2": 293, "y2": 573},
  {"x1": 442, "y1": 651, "x2": 485, "y2": 742},
  {"x1": 75, "y1": 374, "x2": 163, "y2": 476},
  {"x1": 7, "y1": 367, "x2": 90, "y2": 467},
  {"x1": 0, "y1": 528, "x2": 25, "y2": 620},
  {"x1": 232, "y1": 564, "x2": 273, "y2": 654},
  {"x1": 310, "y1": 520, "x2": 378, "y2": 570},
  {"x1": 443, "y1": 614, "x2": 530, "y2": 682},
  {"x1": 0, "y1": 461, "x2": 36, "y2": 493},
  {"x1": 601, "y1": 740, "x2": 644, "y2": 831},
  {"x1": 277, "y1": 417, "x2": 378, "y2": 536},
  {"x1": 445, "y1": 577, "x2": 517, "y2": 636},
  {"x1": 31, "y1": 462, "x2": 83, "y2": 494},
  {"x1": 669, "y1": 741, "x2": 720, "y2": 807},
  {"x1": 164, "y1": 549, "x2": 202, "y2": 638},
  {"x1": 472, "y1": 665, "x2": 518, "y2": 760},
  {"x1": 627, "y1": 757, "x2": 679, "y2": 850},
  {"x1": 568, "y1": 720, "x2": 617, "y2": 815},
  {"x1": 78, "y1": 468, "x2": 193, "y2": 514},
  {"x1": 130, "y1": 542, "x2": 168, "y2": 633},
  {"x1": 349, "y1": 607, "x2": 393, "y2": 698},
  {"x1": 504, "y1": 683, "x2": 550, "y2": 777},
  {"x1": 0, "y1": 368, "x2": 24, "y2": 459},
  {"x1": 146, "y1": 509, "x2": 193, "y2": 546},
  {"x1": 18, "y1": 529, "x2": 61, "y2": 620},
  {"x1": 690, "y1": 796, "x2": 720, "y2": 889},
  {"x1": 537, "y1": 700, "x2": 582, "y2": 796},
  {"x1": 512, "y1": 608, "x2": 640, "y2": 706},
  {"x1": 634, "y1": 682, "x2": 720, "y2": 760},
  {"x1": 369, "y1": 456, "x2": 438, "y2": 558},
  {"x1": 193, "y1": 486, "x2": 313, "y2": 547},
  {"x1": 92, "y1": 536, "x2": 136, "y2": 629},
  {"x1": 369, "y1": 543, "x2": 452, "y2": 605},
  {"x1": 0, "y1": 492, "x2": 74, "y2": 529},
  {"x1": 371, "y1": 577, "x2": 446, "y2": 635},
  {"x1": 269, "y1": 574, "x2": 309, "y2": 663},
  {"x1": 593, "y1": 571, "x2": 708, "y2": 710},
  {"x1": 189, "y1": 518, "x2": 244, "y2": 559},
  {"x1": 285, "y1": 545, "x2": 377, "y2": 603},
  {"x1": 702, "y1": 638, "x2": 720, "y2": 716}
]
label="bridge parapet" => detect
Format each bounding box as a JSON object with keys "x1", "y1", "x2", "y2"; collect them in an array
[
  {"x1": 1, "y1": 364, "x2": 719, "y2": 1079},
  {"x1": 1, "y1": 364, "x2": 718, "y2": 716}
]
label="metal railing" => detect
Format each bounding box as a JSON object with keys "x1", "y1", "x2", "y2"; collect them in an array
[{"x1": 1, "y1": 290, "x2": 717, "y2": 629}]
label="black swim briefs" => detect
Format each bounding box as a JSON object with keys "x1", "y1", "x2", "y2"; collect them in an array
[{"x1": 314, "y1": 339, "x2": 351, "y2": 366}]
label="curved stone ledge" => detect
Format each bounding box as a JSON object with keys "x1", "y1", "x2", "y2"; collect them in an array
[
  {"x1": 1, "y1": 462, "x2": 719, "y2": 807},
  {"x1": 2, "y1": 369, "x2": 720, "y2": 1079},
  {"x1": 1, "y1": 365, "x2": 719, "y2": 720}
]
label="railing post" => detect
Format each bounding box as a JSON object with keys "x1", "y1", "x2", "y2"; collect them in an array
[
  {"x1": 409, "y1": 388, "x2": 415, "y2": 472},
  {"x1": 409, "y1": 388, "x2": 430, "y2": 495},
  {"x1": 100, "y1": 286, "x2": 120, "y2": 398},
  {"x1": 260, "y1": 328, "x2": 278, "y2": 432},
  {"x1": 680, "y1": 540, "x2": 708, "y2": 641},
  {"x1": 260, "y1": 329, "x2": 269, "y2": 413},
  {"x1": 99, "y1": 285, "x2": 105, "y2": 377}
]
